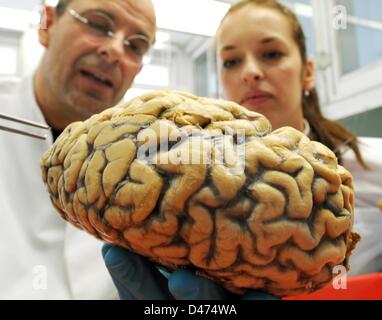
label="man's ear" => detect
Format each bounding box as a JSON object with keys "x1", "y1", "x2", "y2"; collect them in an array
[
  {"x1": 38, "y1": 6, "x2": 56, "y2": 48},
  {"x1": 303, "y1": 58, "x2": 315, "y2": 91}
]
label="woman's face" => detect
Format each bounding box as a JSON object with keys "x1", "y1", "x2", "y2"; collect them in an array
[{"x1": 217, "y1": 5, "x2": 314, "y2": 131}]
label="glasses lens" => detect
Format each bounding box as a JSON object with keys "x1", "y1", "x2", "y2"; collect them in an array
[
  {"x1": 71, "y1": 9, "x2": 151, "y2": 63},
  {"x1": 84, "y1": 12, "x2": 114, "y2": 35},
  {"x1": 126, "y1": 37, "x2": 150, "y2": 57}
]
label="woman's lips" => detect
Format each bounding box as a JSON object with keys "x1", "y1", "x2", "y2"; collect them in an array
[{"x1": 241, "y1": 94, "x2": 272, "y2": 106}]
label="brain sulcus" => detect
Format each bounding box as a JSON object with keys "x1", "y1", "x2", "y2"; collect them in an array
[{"x1": 40, "y1": 90, "x2": 360, "y2": 297}]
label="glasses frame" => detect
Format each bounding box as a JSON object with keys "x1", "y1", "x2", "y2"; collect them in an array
[{"x1": 68, "y1": 8, "x2": 152, "y2": 59}]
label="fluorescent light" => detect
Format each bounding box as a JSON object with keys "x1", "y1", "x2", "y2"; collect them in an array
[{"x1": 153, "y1": 0, "x2": 230, "y2": 36}]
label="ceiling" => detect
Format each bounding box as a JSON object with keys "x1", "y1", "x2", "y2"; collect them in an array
[
  {"x1": 0, "y1": 0, "x2": 40, "y2": 11},
  {"x1": 0, "y1": 0, "x2": 214, "y2": 57}
]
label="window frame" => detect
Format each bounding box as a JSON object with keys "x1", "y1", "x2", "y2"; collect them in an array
[
  {"x1": 313, "y1": 0, "x2": 382, "y2": 119},
  {"x1": 0, "y1": 29, "x2": 22, "y2": 78}
]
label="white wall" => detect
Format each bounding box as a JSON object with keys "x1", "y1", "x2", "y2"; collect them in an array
[{"x1": 19, "y1": 27, "x2": 44, "y2": 76}]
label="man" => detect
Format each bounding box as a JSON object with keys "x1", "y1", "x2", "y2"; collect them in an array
[
  {"x1": 0, "y1": 0, "x2": 275, "y2": 300},
  {"x1": 36, "y1": 0, "x2": 156, "y2": 132},
  {"x1": 0, "y1": 0, "x2": 156, "y2": 299}
]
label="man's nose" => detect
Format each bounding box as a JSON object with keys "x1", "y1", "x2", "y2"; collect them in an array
[
  {"x1": 97, "y1": 32, "x2": 125, "y2": 64},
  {"x1": 242, "y1": 58, "x2": 264, "y2": 83}
]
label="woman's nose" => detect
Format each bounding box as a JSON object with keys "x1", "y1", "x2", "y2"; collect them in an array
[{"x1": 242, "y1": 59, "x2": 264, "y2": 83}]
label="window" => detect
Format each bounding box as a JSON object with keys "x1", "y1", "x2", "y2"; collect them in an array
[
  {"x1": 313, "y1": 0, "x2": 382, "y2": 119},
  {"x1": 283, "y1": 0, "x2": 315, "y2": 58},
  {"x1": 125, "y1": 29, "x2": 208, "y2": 102},
  {"x1": 0, "y1": 45, "x2": 18, "y2": 76},
  {"x1": 335, "y1": 0, "x2": 382, "y2": 75},
  {"x1": 134, "y1": 65, "x2": 170, "y2": 88}
]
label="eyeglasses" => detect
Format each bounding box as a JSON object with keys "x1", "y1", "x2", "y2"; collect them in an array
[{"x1": 68, "y1": 8, "x2": 151, "y2": 63}]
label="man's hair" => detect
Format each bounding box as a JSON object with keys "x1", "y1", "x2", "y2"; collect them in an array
[{"x1": 56, "y1": 0, "x2": 71, "y2": 16}]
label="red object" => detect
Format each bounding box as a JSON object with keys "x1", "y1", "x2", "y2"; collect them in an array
[{"x1": 284, "y1": 273, "x2": 382, "y2": 300}]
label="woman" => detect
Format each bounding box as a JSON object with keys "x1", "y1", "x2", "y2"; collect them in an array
[
  {"x1": 216, "y1": 0, "x2": 367, "y2": 167},
  {"x1": 215, "y1": 0, "x2": 382, "y2": 278},
  {"x1": 103, "y1": 0, "x2": 382, "y2": 299}
]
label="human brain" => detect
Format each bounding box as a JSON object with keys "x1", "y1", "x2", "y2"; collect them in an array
[{"x1": 40, "y1": 91, "x2": 359, "y2": 297}]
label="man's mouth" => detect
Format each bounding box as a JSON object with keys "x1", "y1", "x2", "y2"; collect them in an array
[{"x1": 80, "y1": 70, "x2": 113, "y2": 88}]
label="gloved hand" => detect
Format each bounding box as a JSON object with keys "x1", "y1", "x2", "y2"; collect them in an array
[{"x1": 102, "y1": 244, "x2": 279, "y2": 300}]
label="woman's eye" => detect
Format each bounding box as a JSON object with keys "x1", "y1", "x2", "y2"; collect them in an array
[
  {"x1": 223, "y1": 59, "x2": 240, "y2": 69},
  {"x1": 263, "y1": 51, "x2": 283, "y2": 60}
]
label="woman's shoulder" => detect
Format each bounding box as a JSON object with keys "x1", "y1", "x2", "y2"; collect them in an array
[
  {"x1": 342, "y1": 136, "x2": 382, "y2": 170},
  {"x1": 342, "y1": 136, "x2": 382, "y2": 206}
]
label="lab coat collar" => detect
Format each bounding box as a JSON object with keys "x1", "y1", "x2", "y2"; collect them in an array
[{"x1": 21, "y1": 73, "x2": 53, "y2": 145}]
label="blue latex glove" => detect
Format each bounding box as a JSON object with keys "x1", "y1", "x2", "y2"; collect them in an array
[{"x1": 102, "y1": 244, "x2": 279, "y2": 300}]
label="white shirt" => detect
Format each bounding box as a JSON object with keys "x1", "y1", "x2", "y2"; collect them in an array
[
  {"x1": 305, "y1": 121, "x2": 382, "y2": 276},
  {"x1": 342, "y1": 137, "x2": 382, "y2": 275},
  {"x1": 0, "y1": 75, "x2": 118, "y2": 299}
]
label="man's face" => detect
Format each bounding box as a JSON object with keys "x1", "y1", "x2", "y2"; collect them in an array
[{"x1": 40, "y1": 0, "x2": 156, "y2": 122}]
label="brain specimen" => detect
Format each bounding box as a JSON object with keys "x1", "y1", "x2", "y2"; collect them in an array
[{"x1": 40, "y1": 91, "x2": 359, "y2": 296}]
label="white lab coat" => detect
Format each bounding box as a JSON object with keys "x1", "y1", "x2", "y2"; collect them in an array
[
  {"x1": 0, "y1": 75, "x2": 118, "y2": 299},
  {"x1": 342, "y1": 137, "x2": 382, "y2": 275}
]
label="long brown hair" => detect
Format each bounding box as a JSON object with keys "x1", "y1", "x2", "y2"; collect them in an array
[{"x1": 218, "y1": 0, "x2": 368, "y2": 169}]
